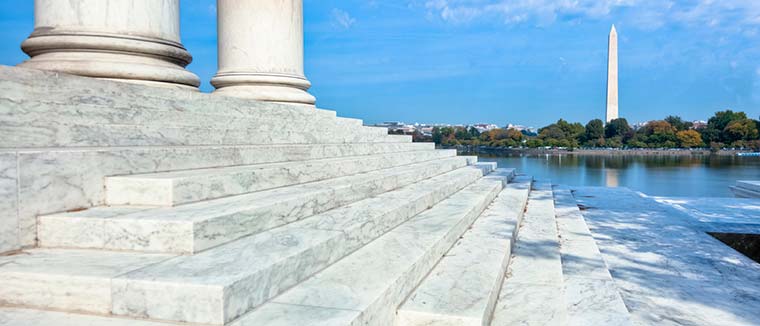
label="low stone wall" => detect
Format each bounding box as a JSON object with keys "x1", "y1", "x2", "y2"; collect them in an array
[{"x1": 442, "y1": 145, "x2": 751, "y2": 156}]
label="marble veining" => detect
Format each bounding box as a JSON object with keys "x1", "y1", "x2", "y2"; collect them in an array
[
  {"x1": 0, "y1": 153, "x2": 18, "y2": 253},
  {"x1": 0, "y1": 307, "x2": 176, "y2": 326},
  {"x1": 397, "y1": 237, "x2": 510, "y2": 325},
  {"x1": 106, "y1": 149, "x2": 456, "y2": 206},
  {"x1": 15, "y1": 142, "x2": 433, "y2": 247},
  {"x1": 0, "y1": 97, "x2": 370, "y2": 133},
  {"x1": 0, "y1": 65, "x2": 333, "y2": 122},
  {"x1": 38, "y1": 158, "x2": 472, "y2": 255},
  {"x1": 0, "y1": 121, "x2": 407, "y2": 148},
  {"x1": 109, "y1": 168, "x2": 485, "y2": 324},
  {"x1": 396, "y1": 179, "x2": 533, "y2": 325},
  {"x1": 0, "y1": 249, "x2": 171, "y2": 314},
  {"x1": 491, "y1": 283, "x2": 567, "y2": 326},
  {"x1": 262, "y1": 177, "x2": 502, "y2": 326}
]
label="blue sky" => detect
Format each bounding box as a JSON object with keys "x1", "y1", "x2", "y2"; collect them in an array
[{"x1": 1, "y1": 0, "x2": 759, "y2": 127}]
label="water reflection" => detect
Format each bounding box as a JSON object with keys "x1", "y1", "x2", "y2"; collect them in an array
[
  {"x1": 479, "y1": 154, "x2": 760, "y2": 197},
  {"x1": 605, "y1": 169, "x2": 619, "y2": 187}
]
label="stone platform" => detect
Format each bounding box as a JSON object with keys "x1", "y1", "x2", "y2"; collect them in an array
[{"x1": 1, "y1": 66, "x2": 760, "y2": 325}]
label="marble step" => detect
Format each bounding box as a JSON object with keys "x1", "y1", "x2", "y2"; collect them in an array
[
  {"x1": 0, "y1": 96, "x2": 385, "y2": 143},
  {"x1": 491, "y1": 182, "x2": 568, "y2": 326},
  {"x1": 39, "y1": 155, "x2": 478, "y2": 254},
  {"x1": 0, "y1": 66, "x2": 404, "y2": 149},
  {"x1": 552, "y1": 187, "x2": 633, "y2": 326},
  {"x1": 396, "y1": 176, "x2": 532, "y2": 326},
  {"x1": 0, "y1": 307, "x2": 175, "y2": 326},
  {"x1": 0, "y1": 66, "x2": 388, "y2": 140},
  {"x1": 0, "y1": 97, "x2": 364, "y2": 128},
  {"x1": 8, "y1": 142, "x2": 435, "y2": 248},
  {"x1": 1, "y1": 65, "x2": 339, "y2": 123},
  {"x1": 234, "y1": 169, "x2": 515, "y2": 326},
  {"x1": 0, "y1": 249, "x2": 173, "y2": 316},
  {"x1": 109, "y1": 166, "x2": 493, "y2": 325},
  {"x1": 0, "y1": 166, "x2": 490, "y2": 324},
  {"x1": 112, "y1": 167, "x2": 492, "y2": 324},
  {"x1": 106, "y1": 149, "x2": 457, "y2": 206},
  {"x1": 0, "y1": 121, "x2": 408, "y2": 148}
]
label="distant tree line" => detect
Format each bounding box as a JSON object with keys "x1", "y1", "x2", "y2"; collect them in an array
[{"x1": 416, "y1": 110, "x2": 760, "y2": 150}]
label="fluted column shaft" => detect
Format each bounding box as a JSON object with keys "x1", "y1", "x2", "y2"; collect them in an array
[
  {"x1": 19, "y1": 0, "x2": 200, "y2": 89},
  {"x1": 212, "y1": 0, "x2": 316, "y2": 105}
]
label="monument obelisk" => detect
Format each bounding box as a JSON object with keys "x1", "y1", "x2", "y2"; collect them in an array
[{"x1": 606, "y1": 25, "x2": 619, "y2": 123}]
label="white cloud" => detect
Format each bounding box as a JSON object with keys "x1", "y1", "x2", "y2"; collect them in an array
[
  {"x1": 422, "y1": 0, "x2": 760, "y2": 30},
  {"x1": 332, "y1": 8, "x2": 357, "y2": 29},
  {"x1": 423, "y1": 0, "x2": 638, "y2": 24}
]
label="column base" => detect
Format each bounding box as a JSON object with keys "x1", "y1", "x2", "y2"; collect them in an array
[
  {"x1": 211, "y1": 72, "x2": 316, "y2": 105},
  {"x1": 20, "y1": 32, "x2": 200, "y2": 89}
]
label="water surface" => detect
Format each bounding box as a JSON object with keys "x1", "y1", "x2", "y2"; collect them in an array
[{"x1": 479, "y1": 155, "x2": 760, "y2": 197}]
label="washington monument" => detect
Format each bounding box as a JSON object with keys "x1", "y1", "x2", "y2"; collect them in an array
[{"x1": 606, "y1": 25, "x2": 619, "y2": 122}]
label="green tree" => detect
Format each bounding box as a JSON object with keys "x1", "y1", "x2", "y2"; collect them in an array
[
  {"x1": 724, "y1": 119, "x2": 759, "y2": 143},
  {"x1": 525, "y1": 139, "x2": 544, "y2": 148},
  {"x1": 606, "y1": 136, "x2": 623, "y2": 148},
  {"x1": 710, "y1": 110, "x2": 747, "y2": 131},
  {"x1": 453, "y1": 127, "x2": 470, "y2": 140},
  {"x1": 664, "y1": 116, "x2": 693, "y2": 131},
  {"x1": 702, "y1": 110, "x2": 748, "y2": 143},
  {"x1": 538, "y1": 124, "x2": 566, "y2": 140},
  {"x1": 584, "y1": 119, "x2": 605, "y2": 146},
  {"x1": 627, "y1": 139, "x2": 647, "y2": 148},
  {"x1": 506, "y1": 128, "x2": 524, "y2": 142},
  {"x1": 699, "y1": 127, "x2": 720, "y2": 144},
  {"x1": 638, "y1": 120, "x2": 677, "y2": 148},
  {"x1": 432, "y1": 127, "x2": 443, "y2": 144},
  {"x1": 468, "y1": 127, "x2": 481, "y2": 138},
  {"x1": 537, "y1": 119, "x2": 584, "y2": 148},
  {"x1": 604, "y1": 118, "x2": 632, "y2": 140}
]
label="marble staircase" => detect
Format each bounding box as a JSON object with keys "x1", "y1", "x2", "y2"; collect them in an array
[
  {"x1": 489, "y1": 183, "x2": 632, "y2": 326},
  {"x1": 1, "y1": 66, "x2": 425, "y2": 251},
  {"x1": 1, "y1": 65, "x2": 637, "y2": 325},
  {"x1": 0, "y1": 166, "x2": 531, "y2": 326},
  {"x1": 2, "y1": 65, "x2": 547, "y2": 325},
  {"x1": 396, "y1": 176, "x2": 532, "y2": 325},
  {"x1": 103, "y1": 149, "x2": 458, "y2": 206},
  {"x1": 236, "y1": 169, "x2": 518, "y2": 325},
  {"x1": 38, "y1": 155, "x2": 475, "y2": 253}
]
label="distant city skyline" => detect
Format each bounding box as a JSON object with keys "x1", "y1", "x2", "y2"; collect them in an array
[{"x1": 1, "y1": 0, "x2": 758, "y2": 126}]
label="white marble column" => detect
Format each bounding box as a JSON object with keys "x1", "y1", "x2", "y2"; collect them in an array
[
  {"x1": 19, "y1": 0, "x2": 200, "y2": 89},
  {"x1": 211, "y1": 0, "x2": 316, "y2": 105}
]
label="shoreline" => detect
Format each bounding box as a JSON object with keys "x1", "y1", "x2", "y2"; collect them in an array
[{"x1": 441, "y1": 145, "x2": 756, "y2": 156}]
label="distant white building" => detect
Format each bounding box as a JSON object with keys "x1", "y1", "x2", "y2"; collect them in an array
[
  {"x1": 632, "y1": 121, "x2": 649, "y2": 130},
  {"x1": 472, "y1": 123, "x2": 499, "y2": 133},
  {"x1": 692, "y1": 120, "x2": 707, "y2": 129},
  {"x1": 506, "y1": 124, "x2": 532, "y2": 131},
  {"x1": 373, "y1": 121, "x2": 416, "y2": 134}
]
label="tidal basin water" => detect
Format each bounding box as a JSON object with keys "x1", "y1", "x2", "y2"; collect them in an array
[{"x1": 479, "y1": 154, "x2": 760, "y2": 197}]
